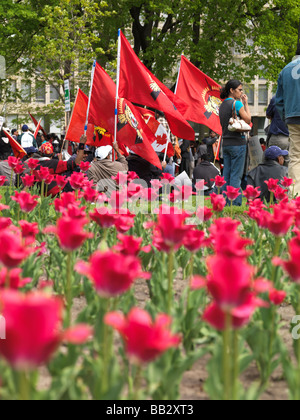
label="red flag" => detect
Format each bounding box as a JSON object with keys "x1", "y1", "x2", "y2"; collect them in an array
[
  {"x1": 34, "y1": 119, "x2": 42, "y2": 139},
  {"x1": 3, "y1": 129, "x2": 26, "y2": 159},
  {"x1": 88, "y1": 62, "x2": 161, "y2": 169},
  {"x1": 137, "y1": 108, "x2": 174, "y2": 157},
  {"x1": 175, "y1": 56, "x2": 223, "y2": 135},
  {"x1": 65, "y1": 89, "x2": 113, "y2": 147},
  {"x1": 118, "y1": 31, "x2": 195, "y2": 141},
  {"x1": 28, "y1": 113, "x2": 47, "y2": 137}
]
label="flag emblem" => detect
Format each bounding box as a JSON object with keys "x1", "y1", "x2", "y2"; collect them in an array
[
  {"x1": 202, "y1": 86, "x2": 222, "y2": 119},
  {"x1": 118, "y1": 98, "x2": 143, "y2": 144}
]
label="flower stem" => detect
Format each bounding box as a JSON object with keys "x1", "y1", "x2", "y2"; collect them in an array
[
  {"x1": 186, "y1": 254, "x2": 194, "y2": 310},
  {"x1": 65, "y1": 251, "x2": 73, "y2": 327},
  {"x1": 223, "y1": 311, "x2": 232, "y2": 400},
  {"x1": 18, "y1": 370, "x2": 30, "y2": 401},
  {"x1": 232, "y1": 330, "x2": 239, "y2": 400},
  {"x1": 167, "y1": 249, "x2": 174, "y2": 314},
  {"x1": 271, "y1": 236, "x2": 281, "y2": 286}
]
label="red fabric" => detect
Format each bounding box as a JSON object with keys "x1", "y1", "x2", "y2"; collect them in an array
[
  {"x1": 28, "y1": 113, "x2": 47, "y2": 137},
  {"x1": 137, "y1": 108, "x2": 175, "y2": 157},
  {"x1": 34, "y1": 119, "x2": 42, "y2": 139},
  {"x1": 65, "y1": 89, "x2": 95, "y2": 145},
  {"x1": 88, "y1": 63, "x2": 161, "y2": 169},
  {"x1": 118, "y1": 31, "x2": 195, "y2": 141},
  {"x1": 175, "y1": 56, "x2": 223, "y2": 135},
  {"x1": 2, "y1": 130, "x2": 26, "y2": 159}
]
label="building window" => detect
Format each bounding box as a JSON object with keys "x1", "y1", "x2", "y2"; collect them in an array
[
  {"x1": 50, "y1": 85, "x2": 60, "y2": 103},
  {"x1": 36, "y1": 82, "x2": 46, "y2": 103},
  {"x1": 21, "y1": 81, "x2": 31, "y2": 103},
  {"x1": 258, "y1": 85, "x2": 268, "y2": 105},
  {"x1": 244, "y1": 84, "x2": 254, "y2": 106},
  {"x1": 7, "y1": 80, "x2": 17, "y2": 103}
]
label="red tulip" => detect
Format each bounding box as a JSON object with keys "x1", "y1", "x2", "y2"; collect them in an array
[
  {"x1": 213, "y1": 175, "x2": 226, "y2": 188},
  {"x1": 76, "y1": 250, "x2": 149, "y2": 297},
  {"x1": 56, "y1": 216, "x2": 93, "y2": 252},
  {"x1": 104, "y1": 308, "x2": 180, "y2": 364},
  {"x1": 114, "y1": 211, "x2": 136, "y2": 233},
  {"x1": 264, "y1": 178, "x2": 279, "y2": 193},
  {"x1": 127, "y1": 171, "x2": 140, "y2": 182},
  {"x1": 11, "y1": 191, "x2": 39, "y2": 213},
  {"x1": 69, "y1": 172, "x2": 87, "y2": 190},
  {"x1": 203, "y1": 296, "x2": 266, "y2": 331},
  {"x1": 53, "y1": 192, "x2": 79, "y2": 213},
  {"x1": 83, "y1": 186, "x2": 98, "y2": 203},
  {"x1": 269, "y1": 289, "x2": 286, "y2": 305},
  {"x1": 0, "y1": 176, "x2": 6, "y2": 186},
  {"x1": 266, "y1": 205, "x2": 294, "y2": 236},
  {"x1": 274, "y1": 186, "x2": 288, "y2": 202},
  {"x1": 0, "y1": 290, "x2": 92, "y2": 369},
  {"x1": 19, "y1": 221, "x2": 39, "y2": 243},
  {"x1": 152, "y1": 205, "x2": 190, "y2": 253},
  {"x1": 113, "y1": 234, "x2": 151, "y2": 256},
  {"x1": 206, "y1": 255, "x2": 254, "y2": 310},
  {"x1": 79, "y1": 161, "x2": 91, "y2": 173},
  {"x1": 208, "y1": 217, "x2": 252, "y2": 258},
  {"x1": 273, "y1": 232, "x2": 300, "y2": 282},
  {"x1": 112, "y1": 172, "x2": 128, "y2": 186},
  {"x1": 243, "y1": 185, "x2": 261, "y2": 201},
  {"x1": 0, "y1": 227, "x2": 31, "y2": 268},
  {"x1": 183, "y1": 229, "x2": 205, "y2": 252},
  {"x1": 27, "y1": 159, "x2": 39, "y2": 171},
  {"x1": 13, "y1": 163, "x2": 25, "y2": 175},
  {"x1": 55, "y1": 175, "x2": 68, "y2": 190},
  {"x1": 282, "y1": 177, "x2": 293, "y2": 188},
  {"x1": 90, "y1": 208, "x2": 117, "y2": 229},
  {"x1": 224, "y1": 186, "x2": 240, "y2": 202},
  {"x1": 37, "y1": 166, "x2": 51, "y2": 181},
  {"x1": 0, "y1": 268, "x2": 31, "y2": 289},
  {"x1": 210, "y1": 193, "x2": 226, "y2": 212},
  {"x1": 197, "y1": 206, "x2": 213, "y2": 222},
  {"x1": 0, "y1": 217, "x2": 12, "y2": 231},
  {"x1": 8, "y1": 156, "x2": 20, "y2": 170},
  {"x1": 22, "y1": 174, "x2": 35, "y2": 188}
]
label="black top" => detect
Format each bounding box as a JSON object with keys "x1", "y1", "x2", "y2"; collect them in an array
[
  {"x1": 247, "y1": 160, "x2": 288, "y2": 202},
  {"x1": 219, "y1": 99, "x2": 247, "y2": 146}
]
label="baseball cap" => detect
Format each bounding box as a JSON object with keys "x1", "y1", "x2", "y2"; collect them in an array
[
  {"x1": 22, "y1": 125, "x2": 29, "y2": 131},
  {"x1": 95, "y1": 146, "x2": 112, "y2": 160},
  {"x1": 265, "y1": 145, "x2": 289, "y2": 160}
]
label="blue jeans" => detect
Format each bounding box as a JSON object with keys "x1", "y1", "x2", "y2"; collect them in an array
[{"x1": 222, "y1": 145, "x2": 247, "y2": 206}]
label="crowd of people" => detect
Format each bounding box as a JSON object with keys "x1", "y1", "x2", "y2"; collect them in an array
[{"x1": 0, "y1": 38, "x2": 299, "y2": 204}]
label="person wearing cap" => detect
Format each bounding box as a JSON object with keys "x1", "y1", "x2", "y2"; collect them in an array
[
  {"x1": 192, "y1": 144, "x2": 220, "y2": 195},
  {"x1": 275, "y1": 24, "x2": 300, "y2": 196},
  {"x1": 87, "y1": 142, "x2": 128, "y2": 196},
  {"x1": 17, "y1": 125, "x2": 38, "y2": 151},
  {"x1": 247, "y1": 145, "x2": 288, "y2": 202}
]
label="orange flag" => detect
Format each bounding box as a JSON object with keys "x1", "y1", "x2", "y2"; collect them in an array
[{"x1": 3, "y1": 129, "x2": 26, "y2": 159}]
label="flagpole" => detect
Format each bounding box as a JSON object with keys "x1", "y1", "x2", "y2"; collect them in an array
[
  {"x1": 163, "y1": 129, "x2": 171, "y2": 163},
  {"x1": 84, "y1": 59, "x2": 97, "y2": 136},
  {"x1": 114, "y1": 28, "x2": 121, "y2": 147},
  {"x1": 174, "y1": 54, "x2": 183, "y2": 95}
]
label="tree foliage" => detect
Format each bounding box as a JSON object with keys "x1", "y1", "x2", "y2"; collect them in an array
[{"x1": 0, "y1": 0, "x2": 299, "y2": 121}]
